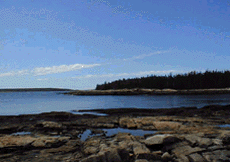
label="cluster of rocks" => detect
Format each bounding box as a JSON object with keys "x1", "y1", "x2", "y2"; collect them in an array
[
  {"x1": 81, "y1": 131, "x2": 230, "y2": 162},
  {"x1": 0, "y1": 105, "x2": 230, "y2": 161}
]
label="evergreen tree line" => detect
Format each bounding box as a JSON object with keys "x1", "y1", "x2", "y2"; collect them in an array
[{"x1": 95, "y1": 70, "x2": 230, "y2": 90}]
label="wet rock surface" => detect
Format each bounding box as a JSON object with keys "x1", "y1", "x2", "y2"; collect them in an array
[{"x1": 0, "y1": 105, "x2": 230, "y2": 161}]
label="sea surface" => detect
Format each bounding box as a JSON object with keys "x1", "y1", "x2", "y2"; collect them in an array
[{"x1": 0, "y1": 91, "x2": 230, "y2": 115}]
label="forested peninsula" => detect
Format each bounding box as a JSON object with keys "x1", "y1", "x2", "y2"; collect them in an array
[
  {"x1": 64, "y1": 70, "x2": 230, "y2": 95},
  {"x1": 96, "y1": 70, "x2": 230, "y2": 90}
]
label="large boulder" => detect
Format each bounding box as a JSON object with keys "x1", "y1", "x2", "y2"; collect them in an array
[
  {"x1": 103, "y1": 148, "x2": 122, "y2": 162},
  {"x1": 83, "y1": 137, "x2": 101, "y2": 155},
  {"x1": 81, "y1": 148, "x2": 125, "y2": 162},
  {"x1": 37, "y1": 121, "x2": 62, "y2": 128},
  {"x1": 161, "y1": 152, "x2": 172, "y2": 161},
  {"x1": 152, "y1": 121, "x2": 182, "y2": 130},
  {"x1": 134, "y1": 160, "x2": 148, "y2": 162},
  {"x1": 40, "y1": 139, "x2": 81, "y2": 154},
  {"x1": 213, "y1": 150, "x2": 230, "y2": 161},
  {"x1": 132, "y1": 141, "x2": 150, "y2": 155},
  {"x1": 144, "y1": 134, "x2": 181, "y2": 146},
  {"x1": 119, "y1": 117, "x2": 137, "y2": 128},
  {"x1": 202, "y1": 150, "x2": 230, "y2": 162},
  {"x1": 202, "y1": 152, "x2": 219, "y2": 162},
  {"x1": 221, "y1": 134, "x2": 230, "y2": 145},
  {"x1": 119, "y1": 117, "x2": 182, "y2": 130},
  {"x1": 145, "y1": 134, "x2": 170, "y2": 145},
  {"x1": 80, "y1": 154, "x2": 104, "y2": 162},
  {"x1": 31, "y1": 136, "x2": 70, "y2": 148},
  {"x1": 188, "y1": 153, "x2": 206, "y2": 162},
  {"x1": 184, "y1": 134, "x2": 213, "y2": 148},
  {"x1": 115, "y1": 132, "x2": 135, "y2": 142},
  {"x1": 175, "y1": 155, "x2": 190, "y2": 162},
  {"x1": 171, "y1": 145, "x2": 205, "y2": 157}
]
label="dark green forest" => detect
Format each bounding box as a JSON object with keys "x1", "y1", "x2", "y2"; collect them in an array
[{"x1": 95, "y1": 70, "x2": 230, "y2": 90}]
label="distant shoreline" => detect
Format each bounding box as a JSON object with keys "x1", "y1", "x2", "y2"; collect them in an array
[
  {"x1": 64, "y1": 88, "x2": 230, "y2": 95},
  {"x1": 0, "y1": 88, "x2": 73, "y2": 92},
  {"x1": 1, "y1": 87, "x2": 230, "y2": 94}
]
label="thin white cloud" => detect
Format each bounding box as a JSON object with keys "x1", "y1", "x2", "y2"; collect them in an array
[
  {"x1": 72, "y1": 70, "x2": 178, "y2": 79},
  {"x1": 73, "y1": 74, "x2": 115, "y2": 79},
  {"x1": 37, "y1": 78, "x2": 48, "y2": 81},
  {"x1": 0, "y1": 64, "x2": 100, "y2": 77},
  {"x1": 17, "y1": 70, "x2": 29, "y2": 75},
  {"x1": 0, "y1": 72, "x2": 15, "y2": 77},
  {"x1": 123, "y1": 50, "x2": 170, "y2": 61},
  {"x1": 0, "y1": 70, "x2": 29, "y2": 77},
  {"x1": 33, "y1": 63, "x2": 100, "y2": 76}
]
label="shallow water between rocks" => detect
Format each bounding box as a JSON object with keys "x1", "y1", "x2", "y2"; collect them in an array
[
  {"x1": 218, "y1": 124, "x2": 230, "y2": 128},
  {"x1": 11, "y1": 132, "x2": 32, "y2": 135},
  {"x1": 10, "y1": 129, "x2": 157, "y2": 142},
  {"x1": 79, "y1": 128, "x2": 157, "y2": 141}
]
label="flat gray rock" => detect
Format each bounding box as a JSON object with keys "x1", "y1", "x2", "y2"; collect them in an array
[
  {"x1": 188, "y1": 153, "x2": 206, "y2": 162},
  {"x1": 144, "y1": 134, "x2": 179, "y2": 145}
]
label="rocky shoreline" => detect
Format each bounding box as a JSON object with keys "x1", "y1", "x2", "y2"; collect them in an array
[
  {"x1": 65, "y1": 88, "x2": 230, "y2": 95},
  {"x1": 0, "y1": 105, "x2": 230, "y2": 161}
]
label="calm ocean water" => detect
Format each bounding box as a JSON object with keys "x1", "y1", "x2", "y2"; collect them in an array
[{"x1": 0, "y1": 91, "x2": 229, "y2": 115}]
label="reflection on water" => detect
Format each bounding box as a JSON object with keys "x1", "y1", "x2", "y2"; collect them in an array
[
  {"x1": 0, "y1": 92, "x2": 230, "y2": 115},
  {"x1": 11, "y1": 132, "x2": 32, "y2": 136},
  {"x1": 79, "y1": 130, "x2": 92, "y2": 141},
  {"x1": 71, "y1": 110, "x2": 108, "y2": 116},
  {"x1": 102, "y1": 128, "x2": 157, "y2": 137},
  {"x1": 218, "y1": 124, "x2": 230, "y2": 128}
]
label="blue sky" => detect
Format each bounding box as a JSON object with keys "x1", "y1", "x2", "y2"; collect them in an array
[{"x1": 0, "y1": 0, "x2": 229, "y2": 89}]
